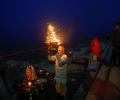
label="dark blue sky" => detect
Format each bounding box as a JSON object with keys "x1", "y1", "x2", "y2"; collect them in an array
[{"x1": 1, "y1": 0, "x2": 120, "y2": 54}]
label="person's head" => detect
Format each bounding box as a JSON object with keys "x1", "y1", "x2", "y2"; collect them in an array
[
  {"x1": 115, "y1": 22, "x2": 120, "y2": 32},
  {"x1": 57, "y1": 45, "x2": 65, "y2": 56},
  {"x1": 91, "y1": 36, "x2": 99, "y2": 43}
]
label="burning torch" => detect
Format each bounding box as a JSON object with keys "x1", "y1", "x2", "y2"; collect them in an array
[{"x1": 45, "y1": 24, "x2": 61, "y2": 55}]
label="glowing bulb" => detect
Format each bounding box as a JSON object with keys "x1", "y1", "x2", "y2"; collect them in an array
[{"x1": 28, "y1": 82, "x2": 32, "y2": 86}]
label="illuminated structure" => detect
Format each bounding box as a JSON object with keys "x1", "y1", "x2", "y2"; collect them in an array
[{"x1": 25, "y1": 64, "x2": 37, "y2": 81}]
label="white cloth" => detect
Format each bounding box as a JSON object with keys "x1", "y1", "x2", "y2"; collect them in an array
[{"x1": 48, "y1": 54, "x2": 67, "y2": 83}]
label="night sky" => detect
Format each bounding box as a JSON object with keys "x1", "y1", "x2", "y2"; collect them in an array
[{"x1": 1, "y1": 0, "x2": 120, "y2": 54}]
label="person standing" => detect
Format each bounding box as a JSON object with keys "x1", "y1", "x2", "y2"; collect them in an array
[
  {"x1": 88, "y1": 37, "x2": 101, "y2": 71},
  {"x1": 90, "y1": 37, "x2": 101, "y2": 63},
  {"x1": 111, "y1": 22, "x2": 120, "y2": 66},
  {"x1": 48, "y1": 45, "x2": 68, "y2": 99}
]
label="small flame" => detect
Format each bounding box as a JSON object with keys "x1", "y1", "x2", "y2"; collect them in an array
[{"x1": 45, "y1": 24, "x2": 60, "y2": 45}]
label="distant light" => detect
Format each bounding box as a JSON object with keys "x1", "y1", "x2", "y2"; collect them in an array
[{"x1": 28, "y1": 82, "x2": 32, "y2": 86}]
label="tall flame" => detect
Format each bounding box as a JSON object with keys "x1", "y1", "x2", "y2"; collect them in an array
[{"x1": 45, "y1": 24, "x2": 60, "y2": 45}]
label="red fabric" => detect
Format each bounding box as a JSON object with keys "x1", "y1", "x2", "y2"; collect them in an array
[{"x1": 91, "y1": 38, "x2": 101, "y2": 58}]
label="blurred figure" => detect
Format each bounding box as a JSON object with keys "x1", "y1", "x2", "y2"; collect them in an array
[
  {"x1": 90, "y1": 37, "x2": 101, "y2": 62},
  {"x1": 111, "y1": 22, "x2": 120, "y2": 66},
  {"x1": 105, "y1": 33, "x2": 111, "y2": 43},
  {"x1": 88, "y1": 37, "x2": 101, "y2": 71},
  {"x1": 25, "y1": 64, "x2": 37, "y2": 81},
  {"x1": 48, "y1": 45, "x2": 68, "y2": 99}
]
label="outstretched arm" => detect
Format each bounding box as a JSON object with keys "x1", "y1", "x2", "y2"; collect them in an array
[{"x1": 48, "y1": 55, "x2": 56, "y2": 61}]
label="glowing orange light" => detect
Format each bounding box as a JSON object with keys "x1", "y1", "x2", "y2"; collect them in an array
[
  {"x1": 45, "y1": 24, "x2": 61, "y2": 45},
  {"x1": 28, "y1": 82, "x2": 32, "y2": 87}
]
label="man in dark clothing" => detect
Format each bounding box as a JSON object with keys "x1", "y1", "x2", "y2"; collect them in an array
[{"x1": 111, "y1": 22, "x2": 120, "y2": 66}]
